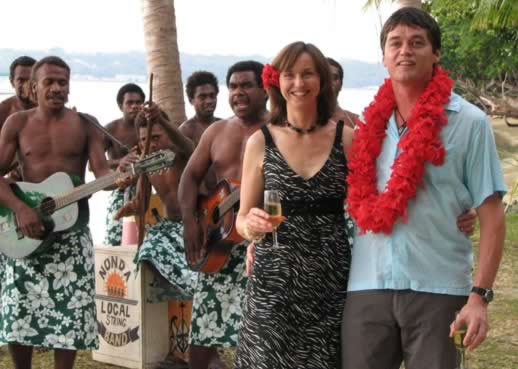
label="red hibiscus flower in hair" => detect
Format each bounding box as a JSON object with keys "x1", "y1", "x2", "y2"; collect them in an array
[{"x1": 262, "y1": 64, "x2": 280, "y2": 89}]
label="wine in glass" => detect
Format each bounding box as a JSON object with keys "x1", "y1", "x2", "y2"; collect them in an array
[
  {"x1": 453, "y1": 312, "x2": 469, "y2": 369},
  {"x1": 264, "y1": 190, "x2": 282, "y2": 248}
]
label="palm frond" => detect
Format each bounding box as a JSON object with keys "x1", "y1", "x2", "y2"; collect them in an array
[{"x1": 472, "y1": 0, "x2": 518, "y2": 30}]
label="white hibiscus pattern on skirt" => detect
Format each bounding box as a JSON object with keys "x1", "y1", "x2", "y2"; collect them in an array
[
  {"x1": 46, "y1": 257, "x2": 78, "y2": 290},
  {"x1": 6, "y1": 316, "x2": 38, "y2": 342}
]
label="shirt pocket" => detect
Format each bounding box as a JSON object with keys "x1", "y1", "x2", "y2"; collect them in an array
[{"x1": 424, "y1": 144, "x2": 462, "y2": 185}]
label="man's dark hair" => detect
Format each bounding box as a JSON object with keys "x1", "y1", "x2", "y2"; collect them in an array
[
  {"x1": 9, "y1": 56, "x2": 36, "y2": 81},
  {"x1": 380, "y1": 7, "x2": 441, "y2": 53},
  {"x1": 134, "y1": 109, "x2": 169, "y2": 138},
  {"x1": 31, "y1": 56, "x2": 71, "y2": 80},
  {"x1": 116, "y1": 83, "x2": 145, "y2": 106},
  {"x1": 186, "y1": 71, "x2": 219, "y2": 100},
  {"x1": 326, "y1": 57, "x2": 344, "y2": 83},
  {"x1": 226, "y1": 60, "x2": 264, "y2": 88}
]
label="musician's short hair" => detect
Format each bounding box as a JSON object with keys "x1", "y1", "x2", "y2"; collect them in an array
[
  {"x1": 116, "y1": 83, "x2": 145, "y2": 107},
  {"x1": 31, "y1": 56, "x2": 70, "y2": 80},
  {"x1": 186, "y1": 71, "x2": 219, "y2": 100},
  {"x1": 326, "y1": 57, "x2": 343, "y2": 83},
  {"x1": 134, "y1": 109, "x2": 169, "y2": 138},
  {"x1": 9, "y1": 56, "x2": 36, "y2": 81},
  {"x1": 226, "y1": 60, "x2": 264, "y2": 88}
]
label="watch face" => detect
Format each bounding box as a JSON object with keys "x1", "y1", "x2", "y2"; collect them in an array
[
  {"x1": 485, "y1": 289, "x2": 494, "y2": 302},
  {"x1": 472, "y1": 287, "x2": 494, "y2": 303}
]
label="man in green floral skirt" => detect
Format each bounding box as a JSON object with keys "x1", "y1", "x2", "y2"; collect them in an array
[
  {"x1": 102, "y1": 83, "x2": 145, "y2": 246},
  {"x1": 0, "y1": 56, "x2": 112, "y2": 369},
  {"x1": 179, "y1": 61, "x2": 268, "y2": 369},
  {"x1": 114, "y1": 103, "x2": 197, "y2": 302}
]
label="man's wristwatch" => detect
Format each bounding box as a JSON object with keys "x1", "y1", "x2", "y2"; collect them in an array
[{"x1": 471, "y1": 287, "x2": 494, "y2": 303}]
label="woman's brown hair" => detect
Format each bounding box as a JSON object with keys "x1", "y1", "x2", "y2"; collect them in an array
[{"x1": 268, "y1": 41, "x2": 335, "y2": 126}]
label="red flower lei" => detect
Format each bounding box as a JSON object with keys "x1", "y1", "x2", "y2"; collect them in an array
[
  {"x1": 346, "y1": 66, "x2": 454, "y2": 234},
  {"x1": 262, "y1": 64, "x2": 280, "y2": 89}
]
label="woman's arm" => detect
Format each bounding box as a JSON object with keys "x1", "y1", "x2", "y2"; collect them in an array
[{"x1": 236, "y1": 130, "x2": 272, "y2": 241}]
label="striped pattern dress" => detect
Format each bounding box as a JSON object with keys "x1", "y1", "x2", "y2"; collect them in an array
[{"x1": 235, "y1": 122, "x2": 352, "y2": 368}]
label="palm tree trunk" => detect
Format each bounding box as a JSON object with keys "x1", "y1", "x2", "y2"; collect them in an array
[{"x1": 141, "y1": 0, "x2": 186, "y2": 125}]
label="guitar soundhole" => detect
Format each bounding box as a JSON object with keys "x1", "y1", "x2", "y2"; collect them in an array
[
  {"x1": 212, "y1": 207, "x2": 220, "y2": 224},
  {"x1": 40, "y1": 197, "x2": 56, "y2": 216}
]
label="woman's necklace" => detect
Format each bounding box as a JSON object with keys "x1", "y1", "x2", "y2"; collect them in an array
[{"x1": 285, "y1": 121, "x2": 318, "y2": 134}]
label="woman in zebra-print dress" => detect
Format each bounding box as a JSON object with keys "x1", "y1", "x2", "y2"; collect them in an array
[{"x1": 235, "y1": 42, "x2": 355, "y2": 368}]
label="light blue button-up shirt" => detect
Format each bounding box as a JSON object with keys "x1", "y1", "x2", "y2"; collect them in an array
[{"x1": 347, "y1": 92, "x2": 507, "y2": 296}]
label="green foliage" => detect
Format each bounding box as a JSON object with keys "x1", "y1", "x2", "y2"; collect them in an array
[
  {"x1": 472, "y1": 0, "x2": 518, "y2": 31},
  {"x1": 430, "y1": 0, "x2": 517, "y2": 84}
]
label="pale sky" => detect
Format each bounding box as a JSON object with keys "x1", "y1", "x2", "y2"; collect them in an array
[{"x1": 1, "y1": 0, "x2": 398, "y2": 63}]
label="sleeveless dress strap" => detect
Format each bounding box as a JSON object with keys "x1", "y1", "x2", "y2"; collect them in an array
[
  {"x1": 261, "y1": 125, "x2": 274, "y2": 146},
  {"x1": 334, "y1": 120, "x2": 344, "y2": 147}
]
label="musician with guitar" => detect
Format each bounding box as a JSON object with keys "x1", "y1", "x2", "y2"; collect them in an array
[
  {"x1": 102, "y1": 83, "x2": 145, "y2": 247},
  {"x1": 178, "y1": 61, "x2": 268, "y2": 369},
  {"x1": 0, "y1": 56, "x2": 112, "y2": 369},
  {"x1": 114, "y1": 102, "x2": 198, "y2": 302}
]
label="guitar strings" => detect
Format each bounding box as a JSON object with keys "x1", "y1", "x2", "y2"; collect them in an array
[{"x1": 37, "y1": 150, "x2": 172, "y2": 214}]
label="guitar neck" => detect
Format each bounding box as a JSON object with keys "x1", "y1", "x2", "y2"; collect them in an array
[
  {"x1": 51, "y1": 171, "x2": 124, "y2": 211},
  {"x1": 218, "y1": 188, "x2": 241, "y2": 215}
]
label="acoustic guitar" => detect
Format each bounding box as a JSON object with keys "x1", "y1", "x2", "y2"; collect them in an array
[
  {"x1": 0, "y1": 150, "x2": 175, "y2": 259},
  {"x1": 190, "y1": 179, "x2": 244, "y2": 273}
]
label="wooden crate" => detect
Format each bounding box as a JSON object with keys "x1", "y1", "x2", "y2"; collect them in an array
[
  {"x1": 93, "y1": 245, "x2": 169, "y2": 369},
  {"x1": 168, "y1": 299, "x2": 193, "y2": 363}
]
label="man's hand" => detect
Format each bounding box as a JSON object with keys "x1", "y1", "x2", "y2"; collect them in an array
[
  {"x1": 183, "y1": 218, "x2": 205, "y2": 267},
  {"x1": 449, "y1": 296, "x2": 489, "y2": 351},
  {"x1": 142, "y1": 101, "x2": 160, "y2": 123},
  {"x1": 116, "y1": 152, "x2": 140, "y2": 189},
  {"x1": 457, "y1": 208, "x2": 477, "y2": 236},
  {"x1": 15, "y1": 204, "x2": 44, "y2": 239},
  {"x1": 117, "y1": 152, "x2": 140, "y2": 173},
  {"x1": 114, "y1": 199, "x2": 138, "y2": 220}
]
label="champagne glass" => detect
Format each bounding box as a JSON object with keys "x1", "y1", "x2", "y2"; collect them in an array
[
  {"x1": 264, "y1": 190, "x2": 283, "y2": 248},
  {"x1": 453, "y1": 311, "x2": 469, "y2": 369}
]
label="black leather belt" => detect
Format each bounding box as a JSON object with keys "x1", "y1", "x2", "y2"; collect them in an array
[{"x1": 282, "y1": 197, "x2": 344, "y2": 216}]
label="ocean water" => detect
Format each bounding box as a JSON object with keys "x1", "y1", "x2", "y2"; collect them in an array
[{"x1": 0, "y1": 76, "x2": 377, "y2": 245}]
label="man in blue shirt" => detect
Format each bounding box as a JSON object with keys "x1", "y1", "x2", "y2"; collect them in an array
[{"x1": 342, "y1": 7, "x2": 507, "y2": 369}]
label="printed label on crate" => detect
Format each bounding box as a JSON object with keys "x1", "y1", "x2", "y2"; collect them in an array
[{"x1": 95, "y1": 255, "x2": 140, "y2": 347}]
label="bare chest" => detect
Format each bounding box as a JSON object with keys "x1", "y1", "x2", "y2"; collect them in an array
[
  {"x1": 18, "y1": 119, "x2": 88, "y2": 162},
  {"x1": 112, "y1": 125, "x2": 138, "y2": 147},
  {"x1": 191, "y1": 126, "x2": 208, "y2": 147},
  {"x1": 211, "y1": 129, "x2": 250, "y2": 181}
]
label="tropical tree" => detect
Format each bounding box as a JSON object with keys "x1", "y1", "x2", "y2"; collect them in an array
[
  {"x1": 363, "y1": 0, "x2": 518, "y2": 32},
  {"x1": 432, "y1": 0, "x2": 517, "y2": 119},
  {"x1": 471, "y1": 0, "x2": 518, "y2": 31},
  {"x1": 136, "y1": 0, "x2": 187, "y2": 253},
  {"x1": 141, "y1": 0, "x2": 186, "y2": 125}
]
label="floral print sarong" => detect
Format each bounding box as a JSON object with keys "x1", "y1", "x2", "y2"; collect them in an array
[
  {"x1": 0, "y1": 225, "x2": 98, "y2": 349},
  {"x1": 103, "y1": 187, "x2": 134, "y2": 246},
  {"x1": 134, "y1": 220, "x2": 197, "y2": 301},
  {"x1": 189, "y1": 244, "x2": 248, "y2": 347}
]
